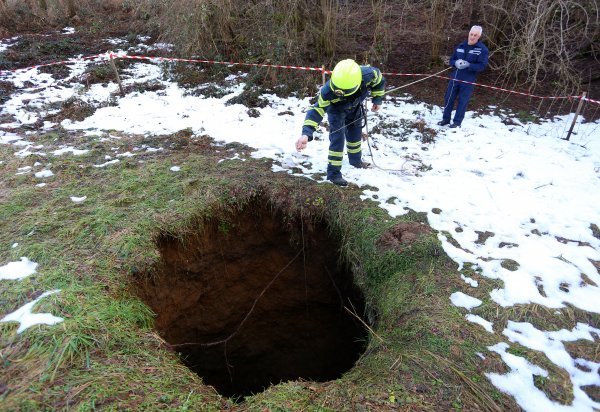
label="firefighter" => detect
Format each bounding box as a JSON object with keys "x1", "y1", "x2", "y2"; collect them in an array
[
  {"x1": 439, "y1": 25, "x2": 489, "y2": 128},
  {"x1": 296, "y1": 59, "x2": 385, "y2": 186}
]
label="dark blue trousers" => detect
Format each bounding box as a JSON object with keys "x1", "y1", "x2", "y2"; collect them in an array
[
  {"x1": 442, "y1": 80, "x2": 474, "y2": 126},
  {"x1": 326, "y1": 106, "x2": 363, "y2": 180}
]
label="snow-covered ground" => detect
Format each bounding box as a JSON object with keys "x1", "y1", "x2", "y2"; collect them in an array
[{"x1": 1, "y1": 32, "x2": 599, "y2": 411}]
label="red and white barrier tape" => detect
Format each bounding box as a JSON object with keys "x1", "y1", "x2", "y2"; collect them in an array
[
  {"x1": 582, "y1": 96, "x2": 600, "y2": 105},
  {"x1": 0, "y1": 53, "x2": 107, "y2": 74},
  {"x1": 1, "y1": 51, "x2": 597, "y2": 105},
  {"x1": 382, "y1": 71, "x2": 587, "y2": 102},
  {"x1": 111, "y1": 52, "x2": 324, "y2": 72}
]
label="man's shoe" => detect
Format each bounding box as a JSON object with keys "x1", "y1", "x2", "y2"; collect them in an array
[
  {"x1": 350, "y1": 161, "x2": 371, "y2": 169},
  {"x1": 437, "y1": 120, "x2": 450, "y2": 126},
  {"x1": 328, "y1": 176, "x2": 348, "y2": 186},
  {"x1": 449, "y1": 123, "x2": 460, "y2": 128}
]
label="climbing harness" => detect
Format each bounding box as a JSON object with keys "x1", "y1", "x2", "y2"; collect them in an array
[
  {"x1": 326, "y1": 66, "x2": 452, "y2": 174},
  {"x1": 329, "y1": 66, "x2": 452, "y2": 136}
]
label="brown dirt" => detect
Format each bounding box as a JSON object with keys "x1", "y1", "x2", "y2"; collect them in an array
[
  {"x1": 582, "y1": 385, "x2": 600, "y2": 402},
  {"x1": 377, "y1": 221, "x2": 433, "y2": 252},
  {"x1": 47, "y1": 98, "x2": 96, "y2": 123},
  {"x1": 134, "y1": 199, "x2": 368, "y2": 399},
  {"x1": 0, "y1": 81, "x2": 15, "y2": 105}
]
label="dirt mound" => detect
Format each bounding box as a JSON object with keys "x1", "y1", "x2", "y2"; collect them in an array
[{"x1": 377, "y1": 221, "x2": 433, "y2": 252}]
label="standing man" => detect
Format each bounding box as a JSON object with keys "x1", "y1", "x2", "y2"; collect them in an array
[
  {"x1": 438, "y1": 25, "x2": 489, "y2": 128},
  {"x1": 295, "y1": 59, "x2": 385, "y2": 186}
]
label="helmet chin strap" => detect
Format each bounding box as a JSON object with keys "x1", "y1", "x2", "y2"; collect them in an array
[{"x1": 331, "y1": 82, "x2": 360, "y2": 97}]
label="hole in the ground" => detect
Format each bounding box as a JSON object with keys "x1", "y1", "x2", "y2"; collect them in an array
[{"x1": 135, "y1": 200, "x2": 369, "y2": 399}]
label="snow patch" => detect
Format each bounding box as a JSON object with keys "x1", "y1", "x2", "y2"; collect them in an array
[
  {"x1": 70, "y1": 196, "x2": 87, "y2": 203},
  {"x1": 0, "y1": 290, "x2": 63, "y2": 333},
  {"x1": 465, "y1": 314, "x2": 494, "y2": 333},
  {"x1": 0, "y1": 257, "x2": 38, "y2": 280},
  {"x1": 450, "y1": 291, "x2": 482, "y2": 310}
]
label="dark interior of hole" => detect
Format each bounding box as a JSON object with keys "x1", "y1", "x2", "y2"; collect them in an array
[{"x1": 135, "y1": 201, "x2": 369, "y2": 399}]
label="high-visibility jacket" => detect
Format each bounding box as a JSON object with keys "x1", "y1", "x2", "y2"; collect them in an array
[{"x1": 301, "y1": 65, "x2": 385, "y2": 140}]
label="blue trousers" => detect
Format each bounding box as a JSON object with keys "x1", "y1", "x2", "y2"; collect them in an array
[
  {"x1": 326, "y1": 106, "x2": 363, "y2": 179},
  {"x1": 442, "y1": 80, "x2": 474, "y2": 126}
]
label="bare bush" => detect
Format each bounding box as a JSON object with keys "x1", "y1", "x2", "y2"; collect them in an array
[
  {"x1": 0, "y1": 0, "x2": 128, "y2": 31},
  {"x1": 482, "y1": 0, "x2": 600, "y2": 92},
  {"x1": 0, "y1": 0, "x2": 75, "y2": 30},
  {"x1": 1, "y1": 0, "x2": 597, "y2": 96},
  {"x1": 427, "y1": 0, "x2": 446, "y2": 64},
  {"x1": 362, "y1": 0, "x2": 393, "y2": 64},
  {"x1": 134, "y1": 0, "x2": 397, "y2": 67},
  {"x1": 141, "y1": 0, "x2": 344, "y2": 65}
]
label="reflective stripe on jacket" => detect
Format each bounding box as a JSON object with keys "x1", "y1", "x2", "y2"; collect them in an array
[{"x1": 302, "y1": 65, "x2": 385, "y2": 140}]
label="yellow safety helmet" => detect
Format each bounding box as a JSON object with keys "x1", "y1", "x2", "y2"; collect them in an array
[{"x1": 330, "y1": 59, "x2": 362, "y2": 97}]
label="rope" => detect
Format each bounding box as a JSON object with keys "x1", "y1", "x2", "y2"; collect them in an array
[
  {"x1": 363, "y1": 102, "x2": 417, "y2": 174},
  {"x1": 441, "y1": 68, "x2": 459, "y2": 123},
  {"x1": 169, "y1": 248, "x2": 304, "y2": 349},
  {"x1": 384, "y1": 66, "x2": 452, "y2": 96},
  {"x1": 328, "y1": 66, "x2": 453, "y2": 136},
  {"x1": 324, "y1": 67, "x2": 453, "y2": 173}
]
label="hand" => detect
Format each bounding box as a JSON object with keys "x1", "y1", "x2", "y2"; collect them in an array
[
  {"x1": 296, "y1": 135, "x2": 309, "y2": 151},
  {"x1": 454, "y1": 59, "x2": 463, "y2": 69},
  {"x1": 371, "y1": 103, "x2": 381, "y2": 112},
  {"x1": 462, "y1": 61, "x2": 470, "y2": 69}
]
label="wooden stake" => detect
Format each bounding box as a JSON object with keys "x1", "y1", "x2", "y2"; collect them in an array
[
  {"x1": 565, "y1": 91, "x2": 586, "y2": 141},
  {"x1": 109, "y1": 51, "x2": 124, "y2": 97},
  {"x1": 322, "y1": 65, "x2": 326, "y2": 86}
]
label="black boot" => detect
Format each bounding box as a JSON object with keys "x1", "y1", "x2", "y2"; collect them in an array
[
  {"x1": 437, "y1": 120, "x2": 450, "y2": 126},
  {"x1": 328, "y1": 175, "x2": 348, "y2": 186},
  {"x1": 449, "y1": 123, "x2": 460, "y2": 128},
  {"x1": 350, "y1": 161, "x2": 371, "y2": 169}
]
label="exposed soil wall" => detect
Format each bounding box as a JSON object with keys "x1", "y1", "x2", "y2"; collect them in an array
[{"x1": 135, "y1": 200, "x2": 368, "y2": 398}]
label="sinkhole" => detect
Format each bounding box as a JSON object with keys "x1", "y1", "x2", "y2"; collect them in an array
[{"x1": 135, "y1": 200, "x2": 369, "y2": 399}]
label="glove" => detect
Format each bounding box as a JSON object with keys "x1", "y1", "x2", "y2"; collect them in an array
[{"x1": 455, "y1": 59, "x2": 470, "y2": 70}]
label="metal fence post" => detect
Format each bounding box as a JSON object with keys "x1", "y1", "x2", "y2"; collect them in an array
[{"x1": 565, "y1": 92, "x2": 587, "y2": 141}]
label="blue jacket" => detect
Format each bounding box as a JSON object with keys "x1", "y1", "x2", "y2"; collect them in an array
[
  {"x1": 449, "y1": 40, "x2": 489, "y2": 82},
  {"x1": 302, "y1": 65, "x2": 385, "y2": 140}
]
